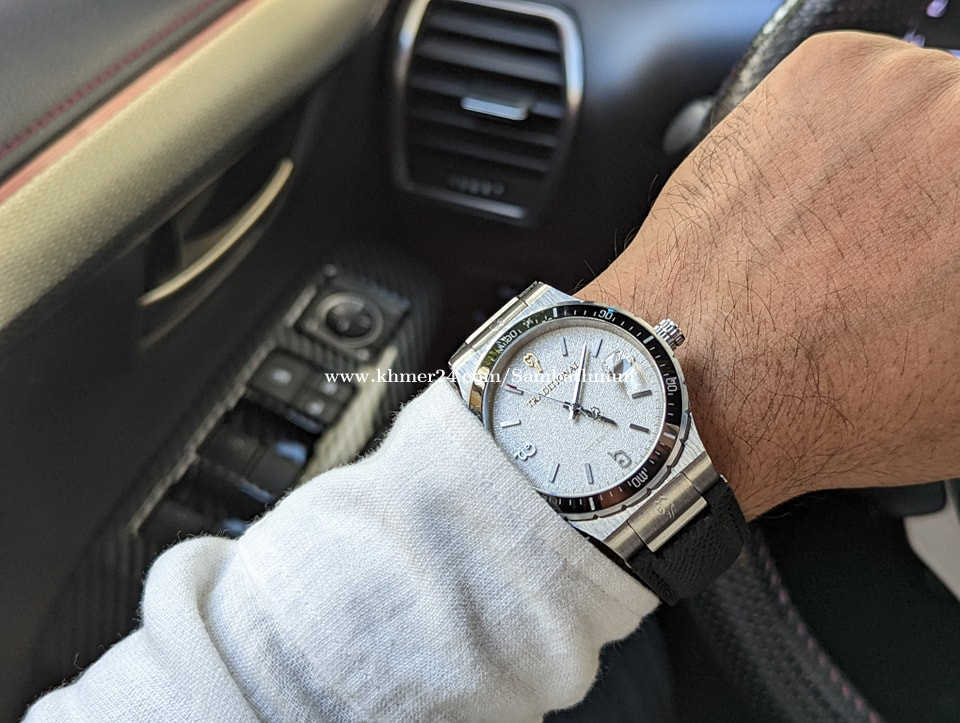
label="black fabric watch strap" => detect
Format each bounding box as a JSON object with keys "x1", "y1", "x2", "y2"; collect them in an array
[{"x1": 624, "y1": 479, "x2": 749, "y2": 605}]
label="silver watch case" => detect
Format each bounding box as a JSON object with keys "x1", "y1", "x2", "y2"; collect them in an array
[{"x1": 449, "y1": 282, "x2": 721, "y2": 558}]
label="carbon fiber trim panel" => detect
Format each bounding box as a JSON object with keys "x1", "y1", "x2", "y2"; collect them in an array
[{"x1": 26, "y1": 253, "x2": 440, "y2": 709}]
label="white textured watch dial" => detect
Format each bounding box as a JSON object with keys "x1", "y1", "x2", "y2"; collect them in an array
[{"x1": 484, "y1": 317, "x2": 667, "y2": 501}]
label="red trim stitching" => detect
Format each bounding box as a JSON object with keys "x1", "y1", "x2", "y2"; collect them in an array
[{"x1": 0, "y1": 0, "x2": 228, "y2": 163}]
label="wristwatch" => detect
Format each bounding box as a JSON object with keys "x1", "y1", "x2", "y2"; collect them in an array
[{"x1": 448, "y1": 281, "x2": 748, "y2": 604}]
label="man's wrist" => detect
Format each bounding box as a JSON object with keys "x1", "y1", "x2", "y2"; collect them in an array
[{"x1": 577, "y1": 269, "x2": 786, "y2": 521}]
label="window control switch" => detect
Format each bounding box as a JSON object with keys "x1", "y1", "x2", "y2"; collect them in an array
[
  {"x1": 307, "y1": 374, "x2": 354, "y2": 405},
  {"x1": 200, "y1": 426, "x2": 262, "y2": 476},
  {"x1": 250, "y1": 352, "x2": 312, "y2": 404},
  {"x1": 248, "y1": 448, "x2": 304, "y2": 497},
  {"x1": 293, "y1": 387, "x2": 343, "y2": 427},
  {"x1": 178, "y1": 463, "x2": 272, "y2": 520},
  {"x1": 140, "y1": 498, "x2": 214, "y2": 548}
]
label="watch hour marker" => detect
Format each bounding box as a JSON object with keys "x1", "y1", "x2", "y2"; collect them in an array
[
  {"x1": 500, "y1": 419, "x2": 522, "y2": 428},
  {"x1": 631, "y1": 389, "x2": 653, "y2": 399},
  {"x1": 584, "y1": 463, "x2": 594, "y2": 485},
  {"x1": 593, "y1": 338, "x2": 603, "y2": 357},
  {"x1": 523, "y1": 353, "x2": 544, "y2": 373},
  {"x1": 549, "y1": 462, "x2": 560, "y2": 483},
  {"x1": 629, "y1": 423, "x2": 651, "y2": 433},
  {"x1": 561, "y1": 336, "x2": 568, "y2": 357},
  {"x1": 504, "y1": 384, "x2": 524, "y2": 395}
]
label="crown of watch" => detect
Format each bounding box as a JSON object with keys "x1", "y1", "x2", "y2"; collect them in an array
[{"x1": 653, "y1": 319, "x2": 685, "y2": 350}]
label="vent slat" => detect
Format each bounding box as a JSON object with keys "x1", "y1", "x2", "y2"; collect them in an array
[
  {"x1": 411, "y1": 133, "x2": 551, "y2": 174},
  {"x1": 425, "y1": 8, "x2": 562, "y2": 54},
  {"x1": 409, "y1": 118, "x2": 553, "y2": 164},
  {"x1": 416, "y1": 36, "x2": 564, "y2": 86},
  {"x1": 408, "y1": 106, "x2": 559, "y2": 149},
  {"x1": 408, "y1": 72, "x2": 565, "y2": 120}
]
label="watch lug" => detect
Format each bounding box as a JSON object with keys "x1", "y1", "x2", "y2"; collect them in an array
[{"x1": 573, "y1": 417, "x2": 721, "y2": 560}]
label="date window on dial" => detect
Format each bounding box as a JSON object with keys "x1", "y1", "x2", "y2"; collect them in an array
[{"x1": 601, "y1": 350, "x2": 648, "y2": 399}]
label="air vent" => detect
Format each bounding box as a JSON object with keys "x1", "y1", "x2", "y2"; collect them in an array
[{"x1": 393, "y1": 0, "x2": 582, "y2": 223}]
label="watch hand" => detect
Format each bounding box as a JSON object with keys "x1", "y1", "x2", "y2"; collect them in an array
[
  {"x1": 576, "y1": 405, "x2": 618, "y2": 426},
  {"x1": 504, "y1": 385, "x2": 618, "y2": 426},
  {"x1": 569, "y1": 343, "x2": 589, "y2": 420},
  {"x1": 585, "y1": 408, "x2": 618, "y2": 427}
]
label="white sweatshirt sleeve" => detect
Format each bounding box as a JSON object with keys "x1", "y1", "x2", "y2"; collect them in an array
[{"x1": 26, "y1": 380, "x2": 659, "y2": 722}]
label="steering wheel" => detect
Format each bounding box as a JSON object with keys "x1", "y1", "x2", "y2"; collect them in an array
[
  {"x1": 710, "y1": 0, "x2": 920, "y2": 129},
  {"x1": 683, "y1": 2, "x2": 959, "y2": 721}
]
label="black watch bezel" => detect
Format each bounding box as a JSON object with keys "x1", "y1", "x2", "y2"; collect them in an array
[{"x1": 469, "y1": 302, "x2": 688, "y2": 517}]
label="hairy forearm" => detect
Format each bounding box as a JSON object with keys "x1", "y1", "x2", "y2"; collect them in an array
[{"x1": 583, "y1": 32, "x2": 960, "y2": 516}]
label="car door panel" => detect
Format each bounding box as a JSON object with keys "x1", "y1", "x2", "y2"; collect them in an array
[
  {"x1": 0, "y1": 0, "x2": 243, "y2": 180},
  {"x1": 0, "y1": 0, "x2": 389, "y2": 715}
]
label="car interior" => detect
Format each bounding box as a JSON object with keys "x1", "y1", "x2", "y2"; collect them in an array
[{"x1": 1, "y1": 0, "x2": 958, "y2": 720}]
